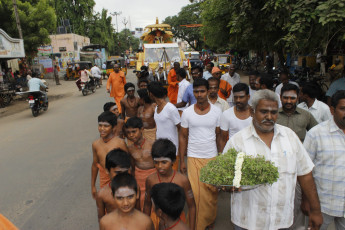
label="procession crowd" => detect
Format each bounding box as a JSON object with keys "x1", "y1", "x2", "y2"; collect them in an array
[{"x1": 91, "y1": 62, "x2": 345, "y2": 230}]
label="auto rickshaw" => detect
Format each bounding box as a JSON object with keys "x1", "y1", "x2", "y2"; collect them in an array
[
  {"x1": 64, "y1": 61, "x2": 92, "y2": 80},
  {"x1": 129, "y1": 56, "x2": 137, "y2": 68},
  {"x1": 106, "y1": 57, "x2": 127, "y2": 76},
  {"x1": 217, "y1": 54, "x2": 231, "y2": 73}
]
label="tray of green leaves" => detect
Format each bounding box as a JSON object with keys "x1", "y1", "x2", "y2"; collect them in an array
[{"x1": 200, "y1": 148, "x2": 279, "y2": 189}]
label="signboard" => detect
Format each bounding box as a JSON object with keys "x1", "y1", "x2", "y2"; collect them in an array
[
  {"x1": 0, "y1": 29, "x2": 25, "y2": 58},
  {"x1": 39, "y1": 57, "x2": 53, "y2": 73},
  {"x1": 37, "y1": 45, "x2": 53, "y2": 56}
]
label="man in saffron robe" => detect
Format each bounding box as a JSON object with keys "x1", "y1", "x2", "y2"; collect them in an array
[
  {"x1": 167, "y1": 62, "x2": 180, "y2": 104},
  {"x1": 107, "y1": 64, "x2": 127, "y2": 113}
]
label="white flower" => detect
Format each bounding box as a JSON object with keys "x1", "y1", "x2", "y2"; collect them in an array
[{"x1": 233, "y1": 152, "x2": 246, "y2": 188}]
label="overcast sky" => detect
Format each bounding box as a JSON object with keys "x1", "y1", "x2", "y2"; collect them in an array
[{"x1": 94, "y1": 0, "x2": 191, "y2": 32}]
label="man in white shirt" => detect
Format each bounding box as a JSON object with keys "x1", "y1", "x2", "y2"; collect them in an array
[
  {"x1": 222, "y1": 64, "x2": 240, "y2": 106},
  {"x1": 176, "y1": 68, "x2": 191, "y2": 112},
  {"x1": 298, "y1": 84, "x2": 332, "y2": 123},
  {"x1": 248, "y1": 72, "x2": 258, "y2": 106},
  {"x1": 91, "y1": 64, "x2": 102, "y2": 85},
  {"x1": 222, "y1": 89, "x2": 322, "y2": 230},
  {"x1": 207, "y1": 77, "x2": 230, "y2": 112},
  {"x1": 203, "y1": 62, "x2": 213, "y2": 80},
  {"x1": 219, "y1": 83, "x2": 252, "y2": 152},
  {"x1": 179, "y1": 78, "x2": 222, "y2": 230},
  {"x1": 275, "y1": 71, "x2": 299, "y2": 95},
  {"x1": 255, "y1": 75, "x2": 282, "y2": 108},
  {"x1": 147, "y1": 81, "x2": 181, "y2": 171}
]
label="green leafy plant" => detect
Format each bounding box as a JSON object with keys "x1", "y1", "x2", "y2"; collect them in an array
[{"x1": 200, "y1": 148, "x2": 279, "y2": 186}]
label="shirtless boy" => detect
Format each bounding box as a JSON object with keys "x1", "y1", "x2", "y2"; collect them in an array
[
  {"x1": 151, "y1": 183, "x2": 189, "y2": 230},
  {"x1": 91, "y1": 111, "x2": 128, "y2": 199},
  {"x1": 103, "y1": 102, "x2": 124, "y2": 138},
  {"x1": 137, "y1": 88, "x2": 157, "y2": 141},
  {"x1": 99, "y1": 173, "x2": 154, "y2": 230},
  {"x1": 120, "y1": 82, "x2": 140, "y2": 120},
  {"x1": 124, "y1": 117, "x2": 156, "y2": 210},
  {"x1": 144, "y1": 139, "x2": 196, "y2": 230},
  {"x1": 96, "y1": 148, "x2": 131, "y2": 221}
]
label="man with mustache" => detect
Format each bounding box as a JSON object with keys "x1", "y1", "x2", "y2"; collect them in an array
[
  {"x1": 219, "y1": 83, "x2": 252, "y2": 152},
  {"x1": 222, "y1": 89, "x2": 322, "y2": 230},
  {"x1": 276, "y1": 83, "x2": 318, "y2": 230},
  {"x1": 277, "y1": 83, "x2": 318, "y2": 142},
  {"x1": 303, "y1": 90, "x2": 345, "y2": 230}
]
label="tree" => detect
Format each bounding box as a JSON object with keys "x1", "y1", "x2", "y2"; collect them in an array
[
  {"x1": 163, "y1": 3, "x2": 204, "y2": 51},
  {"x1": 86, "y1": 9, "x2": 117, "y2": 54},
  {"x1": 53, "y1": 0, "x2": 95, "y2": 36},
  {"x1": 0, "y1": 0, "x2": 56, "y2": 56},
  {"x1": 113, "y1": 29, "x2": 140, "y2": 55}
]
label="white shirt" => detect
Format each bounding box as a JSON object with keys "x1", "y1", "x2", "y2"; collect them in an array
[
  {"x1": 298, "y1": 99, "x2": 332, "y2": 123},
  {"x1": 102, "y1": 63, "x2": 106, "y2": 69},
  {"x1": 181, "y1": 104, "x2": 222, "y2": 158},
  {"x1": 248, "y1": 88, "x2": 257, "y2": 106},
  {"x1": 28, "y1": 78, "x2": 47, "y2": 91},
  {"x1": 91, "y1": 66, "x2": 102, "y2": 79},
  {"x1": 154, "y1": 102, "x2": 181, "y2": 154},
  {"x1": 177, "y1": 78, "x2": 191, "y2": 111},
  {"x1": 203, "y1": 71, "x2": 212, "y2": 80},
  {"x1": 220, "y1": 107, "x2": 252, "y2": 139},
  {"x1": 223, "y1": 123, "x2": 314, "y2": 230},
  {"x1": 221, "y1": 72, "x2": 240, "y2": 87},
  {"x1": 222, "y1": 72, "x2": 240, "y2": 105},
  {"x1": 209, "y1": 96, "x2": 230, "y2": 112},
  {"x1": 275, "y1": 81, "x2": 299, "y2": 95}
]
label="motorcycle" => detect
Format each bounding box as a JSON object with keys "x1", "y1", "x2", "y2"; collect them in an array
[
  {"x1": 27, "y1": 90, "x2": 48, "y2": 117},
  {"x1": 94, "y1": 77, "x2": 102, "y2": 88},
  {"x1": 81, "y1": 77, "x2": 96, "y2": 96}
]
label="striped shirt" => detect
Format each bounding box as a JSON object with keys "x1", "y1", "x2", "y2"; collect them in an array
[
  {"x1": 303, "y1": 119, "x2": 345, "y2": 217},
  {"x1": 223, "y1": 123, "x2": 314, "y2": 230}
]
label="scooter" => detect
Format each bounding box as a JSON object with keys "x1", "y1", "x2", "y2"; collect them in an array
[
  {"x1": 81, "y1": 77, "x2": 96, "y2": 96},
  {"x1": 27, "y1": 90, "x2": 48, "y2": 117}
]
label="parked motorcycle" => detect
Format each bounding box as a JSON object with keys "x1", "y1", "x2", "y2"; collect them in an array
[
  {"x1": 81, "y1": 78, "x2": 96, "y2": 96},
  {"x1": 27, "y1": 91, "x2": 48, "y2": 117}
]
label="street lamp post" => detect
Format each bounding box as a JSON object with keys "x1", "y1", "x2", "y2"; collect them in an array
[{"x1": 12, "y1": 0, "x2": 23, "y2": 39}]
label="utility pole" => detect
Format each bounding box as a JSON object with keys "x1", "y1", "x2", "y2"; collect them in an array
[
  {"x1": 110, "y1": 11, "x2": 122, "y2": 34},
  {"x1": 122, "y1": 17, "x2": 129, "y2": 52},
  {"x1": 12, "y1": 0, "x2": 23, "y2": 39}
]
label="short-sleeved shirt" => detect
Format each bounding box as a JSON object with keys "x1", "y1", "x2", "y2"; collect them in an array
[
  {"x1": 298, "y1": 99, "x2": 332, "y2": 123},
  {"x1": 326, "y1": 77, "x2": 345, "y2": 97},
  {"x1": 223, "y1": 123, "x2": 314, "y2": 230},
  {"x1": 220, "y1": 107, "x2": 252, "y2": 139},
  {"x1": 210, "y1": 96, "x2": 230, "y2": 112},
  {"x1": 203, "y1": 71, "x2": 212, "y2": 80},
  {"x1": 181, "y1": 104, "x2": 222, "y2": 158},
  {"x1": 275, "y1": 81, "x2": 299, "y2": 95},
  {"x1": 182, "y1": 84, "x2": 196, "y2": 105},
  {"x1": 304, "y1": 119, "x2": 345, "y2": 217},
  {"x1": 277, "y1": 107, "x2": 318, "y2": 142},
  {"x1": 177, "y1": 79, "x2": 191, "y2": 111},
  {"x1": 154, "y1": 102, "x2": 181, "y2": 154}
]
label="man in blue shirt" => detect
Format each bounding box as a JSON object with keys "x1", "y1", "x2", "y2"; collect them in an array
[
  {"x1": 175, "y1": 66, "x2": 203, "y2": 109},
  {"x1": 27, "y1": 72, "x2": 48, "y2": 103}
]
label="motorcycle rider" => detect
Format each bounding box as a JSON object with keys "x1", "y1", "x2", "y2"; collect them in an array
[
  {"x1": 91, "y1": 64, "x2": 102, "y2": 86},
  {"x1": 27, "y1": 72, "x2": 48, "y2": 104},
  {"x1": 76, "y1": 66, "x2": 91, "y2": 91}
]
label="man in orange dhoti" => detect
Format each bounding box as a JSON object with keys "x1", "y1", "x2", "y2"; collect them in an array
[
  {"x1": 0, "y1": 214, "x2": 19, "y2": 230},
  {"x1": 179, "y1": 78, "x2": 222, "y2": 230},
  {"x1": 106, "y1": 64, "x2": 127, "y2": 113},
  {"x1": 167, "y1": 62, "x2": 180, "y2": 104},
  {"x1": 212, "y1": 67, "x2": 232, "y2": 100}
]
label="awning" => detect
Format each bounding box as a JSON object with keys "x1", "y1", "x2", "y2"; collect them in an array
[{"x1": 0, "y1": 29, "x2": 25, "y2": 59}]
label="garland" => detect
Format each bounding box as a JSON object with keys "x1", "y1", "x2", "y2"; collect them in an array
[{"x1": 233, "y1": 152, "x2": 245, "y2": 188}]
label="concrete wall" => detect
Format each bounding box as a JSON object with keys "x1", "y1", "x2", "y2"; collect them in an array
[{"x1": 49, "y1": 34, "x2": 90, "y2": 53}]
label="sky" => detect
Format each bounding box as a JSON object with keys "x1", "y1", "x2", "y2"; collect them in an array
[{"x1": 94, "y1": 0, "x2": 191, "y2": 32}]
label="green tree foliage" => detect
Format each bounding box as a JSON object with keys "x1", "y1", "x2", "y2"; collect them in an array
[
  {"x1": 200, "y1": 0, "x2": 345, "y2": 58},
  {"x1": 0, "y1": 0, "x2": 56, "y2": 55},
  {"x1": 200, "y1": 0, "x2": 231, "y2": 51},
  {"x1": 85, "y1": 9, "x2": 117, "y2": 54},
  {"x1": 53, "y1": 0, "x2": 95, "y2": 36},
  {"x1": 164, "y1": 3, "x2": 204, "y2": 51},
  {"x1": 114, "y1": 29, "x2": 140, "y2": 55}
]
